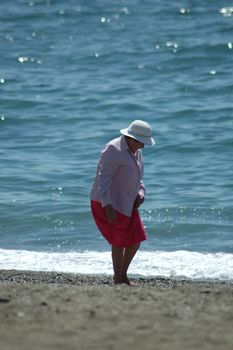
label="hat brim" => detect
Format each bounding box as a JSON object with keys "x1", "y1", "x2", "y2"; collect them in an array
[{"x1": 120, "y1": 128, "x2": 155, "y2": 146}]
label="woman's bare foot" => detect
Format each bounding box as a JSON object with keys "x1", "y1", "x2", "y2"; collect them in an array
[{"x1": 122, "y1": 276, "x2": 140, "y2": 287}]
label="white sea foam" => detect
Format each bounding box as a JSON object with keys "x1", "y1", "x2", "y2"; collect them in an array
[{"x1": 0, "y1": 249, "x2": 233, "y2": 281}]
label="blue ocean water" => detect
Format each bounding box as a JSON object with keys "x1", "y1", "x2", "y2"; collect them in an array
[{"x1": 0, "y1": 0, "x2": 233, "y2": 279}]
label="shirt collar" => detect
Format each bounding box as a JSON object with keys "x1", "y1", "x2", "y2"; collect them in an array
[{"x1": 120, "y1": 135, "x2": 130, "y2": 151}]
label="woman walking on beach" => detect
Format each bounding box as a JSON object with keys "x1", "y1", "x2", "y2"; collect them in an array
[{"x1": 90, "y1": 120, "x2": 155, "y2": 285}]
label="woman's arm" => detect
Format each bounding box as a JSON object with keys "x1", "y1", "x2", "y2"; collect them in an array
[
  {"x1": 98, "y1": 144, "x2": 119, "y2": 212},
  {"x1": 134, "y1": 194, "x2": 145, "y2": 209}
]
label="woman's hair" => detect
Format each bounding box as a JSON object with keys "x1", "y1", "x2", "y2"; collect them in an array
[{"x1": 125, "y1": 136, "x2": 134, "y2": 141}]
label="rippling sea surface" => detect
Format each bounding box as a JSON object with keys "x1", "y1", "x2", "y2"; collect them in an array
[{"x1": 1, "y1": 0, "x2": 233, "y2": 280}]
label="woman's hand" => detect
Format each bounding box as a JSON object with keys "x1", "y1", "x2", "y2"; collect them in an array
[
  {"x1": 134, "y1": 194, "x2": 144, "y2": 209},
  {"x1": 104, "y1": 204, "x2": 117, "y2": 224}
]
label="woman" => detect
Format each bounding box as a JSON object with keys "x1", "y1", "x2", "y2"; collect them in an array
[{"x1": 90, "y1": 120, "x2": 155, "y2": 285}]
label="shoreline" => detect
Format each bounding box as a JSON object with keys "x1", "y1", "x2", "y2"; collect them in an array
[
  {"x1": 1, "y1": 269, "x2": 233, "y2": 288},
  {"x1": 0, "y1": 270, "x2": 233, "y2": 350}
]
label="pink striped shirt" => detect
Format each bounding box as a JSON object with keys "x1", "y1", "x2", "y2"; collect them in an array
[{"x1": 90, "y1": 136, "x2": 145, "y2": 217}]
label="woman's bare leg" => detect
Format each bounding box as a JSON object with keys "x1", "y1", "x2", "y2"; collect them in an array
[
  {"x1": 111, "y1": 245, "x2": 124, "y2": 284},
  {"x1": 122, "y1": 243, "x2": 140, "y2": 285}
]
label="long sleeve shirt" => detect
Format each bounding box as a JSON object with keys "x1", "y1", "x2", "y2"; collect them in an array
[{"x1": 90, "y1": 136, "x2": 145, "y2": 217}]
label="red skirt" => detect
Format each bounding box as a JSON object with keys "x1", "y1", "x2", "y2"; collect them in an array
[{"x1": 91, "y1": 200, "x2": 147, "y2": 248}]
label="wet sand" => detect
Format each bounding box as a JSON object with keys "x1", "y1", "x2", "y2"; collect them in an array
[{"x1": 0, "y1": 270, "x2": 233, "y2": 350}]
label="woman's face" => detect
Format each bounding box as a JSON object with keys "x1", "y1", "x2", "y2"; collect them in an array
[{"x1": 126, "y1": 137, "x2": 144, "y2": 153}]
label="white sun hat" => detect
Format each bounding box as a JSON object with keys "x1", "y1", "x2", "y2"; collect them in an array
[{"x1": 120, "y1": 120, "x2": 155, "y2": 146}]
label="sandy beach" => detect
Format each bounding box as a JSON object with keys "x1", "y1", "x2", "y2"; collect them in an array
[{"x1": 0, "y1": 270, "x2": 233, "y2": 350}]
